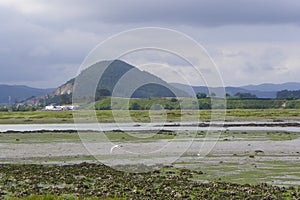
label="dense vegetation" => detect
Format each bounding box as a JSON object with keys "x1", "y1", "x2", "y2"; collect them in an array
[
  {"x1": 0, "y1": 109, "x2": 298, "y2": 124},
  {"x1": 1, "y1": 98, "x2": 300, "y2": 112},
  {"x1": 277, "y1": 89, "x2": 300, "y2": 99},
  {"x1": 93, "y1": 97, "x2": 300, "y2": 110}
]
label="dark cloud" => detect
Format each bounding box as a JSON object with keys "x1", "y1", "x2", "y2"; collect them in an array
[
  {"x1": 17, "y1": 0, "x2": 300, "y2": 27},
  {"x1": 0, "y1": 4, "x2": 102, "y2": 87},
  {"x1": 0, "y1": 0, "x2": 299, "y2": 87},
  {"x1": 90, "y1": 0, "x2": 300, "y2": 26}
]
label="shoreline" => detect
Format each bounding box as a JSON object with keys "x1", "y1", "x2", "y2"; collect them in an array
[{"x1": 1, "y1": 121, "x2": 300, "y2": 133}]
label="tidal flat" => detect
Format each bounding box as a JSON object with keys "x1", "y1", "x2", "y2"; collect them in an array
[
  {"x1": 0, "y1": 130, "x2": 300, "y2": 196},
  {"x1": 0, "y1": 111, "x2": 300, "y2": 199}
]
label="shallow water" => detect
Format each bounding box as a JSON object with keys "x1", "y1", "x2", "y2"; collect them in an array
[{"x1": 0, "y1": 121, "x2": 299, "y2": 132}]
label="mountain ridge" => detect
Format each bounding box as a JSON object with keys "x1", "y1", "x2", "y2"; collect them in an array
[
  {"x1": 0, "y1": 85, "x2": 54, "y2": 105},
  {"x1": 170, "y1": 82, "x2": 300, "y2": 99},
  {"x1": 240, "y1": 82, "x2": 300, "y2": 92}
]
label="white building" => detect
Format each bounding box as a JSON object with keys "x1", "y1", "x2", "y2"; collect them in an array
[
  {"x1": 45, "y1": 105, "x2": 64, "y2": 111},
  {"x1": 45, "y1": 105, "x2": 76, "y2": 111}
]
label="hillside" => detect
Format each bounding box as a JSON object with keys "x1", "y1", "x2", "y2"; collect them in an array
[
  {"x1": 25, "y1": 60, "x2": 188, "y2": 105},
  {"x1": 170, "y1": 83, "x2": 300, "y2": 99},
  {"x1": 241, "y1": 82, "x2": 300, "y2": 92},
  {"x1": 0, "y1": 85, "x2": 53, "y2": 106},
  {"x1": 73, "y1": 60, "x2": 187, "y2": 98}
]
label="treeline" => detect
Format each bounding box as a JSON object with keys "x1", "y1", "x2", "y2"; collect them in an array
[
  {"x1": 198, "y1": 90, "x2": 300, "y2": 100},
  {"x1": 1, "y1": 98, "x2": 300, "y2": 111},
  {"x1": 277, "y1": 90, "x2": 300, "y2": 99},
  {"x1": 0, "y1": 105, "x2": 38, "y2": 112},
  {"x1": 36, "y1": 94, "x2": 72, "y2": 106},
  {"x1": 93, "y1": 97, "x2": 300, "y2": 110},
  {"x1": 30, "y1": 89, "x2": 300, "y2": 109}
]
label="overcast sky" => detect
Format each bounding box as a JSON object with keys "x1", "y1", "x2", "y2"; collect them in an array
[{"x1": 0, "y1": 0, "x2": 300, "y2": 88}]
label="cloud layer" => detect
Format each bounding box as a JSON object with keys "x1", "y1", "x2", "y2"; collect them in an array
[{"x1": 0, "y1": 0, "x2": 299, "y2": 87}]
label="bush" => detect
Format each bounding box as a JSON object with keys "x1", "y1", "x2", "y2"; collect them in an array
[{"x1": 130, "y1": 102, "x2": 141, "y2": 110}]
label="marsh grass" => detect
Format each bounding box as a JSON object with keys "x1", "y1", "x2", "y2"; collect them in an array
[
  {"x1": 174, "y1": 155, "x2": 300, "y2": 186},
  {"x1": 0, "y1": 109, "x2": 298, "y2": 124},
  {"x1": 218, "y1": 130, "x2": 300, "y2": 141},
  {"x1": 0, "y1": 132, "x2": 81, "y2": 144},
  {"x1": 0, "y1": 131, "x2": 179, "y2": 144}
]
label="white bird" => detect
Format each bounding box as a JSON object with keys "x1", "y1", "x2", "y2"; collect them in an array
[{"x1": 110, "y1": 144, "x2": 122, "y2": 153}]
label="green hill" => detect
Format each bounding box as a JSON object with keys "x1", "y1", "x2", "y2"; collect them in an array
[
  {"x1": 31, "y1": 60, "x2": 189, "y2": 105},
  {"x1": 73, "y1": 60, "x2": 188, "y2": 98}
]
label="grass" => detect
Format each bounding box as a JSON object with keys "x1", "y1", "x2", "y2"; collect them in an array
[
  {"x1": 0, "y1": 111, "x2": 74, "y2": 124},
  {"x1": 174, "y1": 155, "x2": 300, "y2": 186},
  {"x1": 0, "y1": 132, "x2": 81, "y2": 144},
  {"x1": 218, "y1": 130, "x2": 300, "y2": 141},
  {"x1": 225, "y1": 109, "x2": 300, "y2": 121},
  {"x1": 103, "y1": 131, "x2": 177, "y2": 142},
  {"x1": 1, "y1": 130, "x2": 297, "y2": 145},
  {"x1": 0, "y1": 131, "x2": 179, "y2": 144},
  {"x1": 0, "y1": 109, "x2": 299, "y2": 124}
]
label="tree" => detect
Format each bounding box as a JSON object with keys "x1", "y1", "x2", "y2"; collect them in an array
[
  {"x1": 210, "y1": 92, "x2": 216, "y2": 97},
  {"x1": 130, "y1": 102, "x2": 141, "y2": 110},
  {"x1": 60, "y1": 94, "x2": 72, "y2": 105},
  {"x1": 234, "y1": 92, "x2": 257, "y2": 99},
  {"x1": 277, "y1": 90, "x2": 300, "y2": 100},
  {"x1": 95, "y1": 88, "x2": 111, "y2": 101},
  {"x1": 196, "y1": 93, "x2": 207, "y2": 99},
  {"x1": 164, "y1": 104, "x2": 174, "y2": 110},
  {"x1": 171, "y1": 97, "x2": 178, "y2": 102}
]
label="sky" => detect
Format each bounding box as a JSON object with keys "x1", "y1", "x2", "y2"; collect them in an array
[{"x1": 0, "y1": 0, "x2": 300, "y2": 88}]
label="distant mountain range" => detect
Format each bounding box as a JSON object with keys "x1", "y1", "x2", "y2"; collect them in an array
[
  {"x1": 240, "y1": 82, "x2": 300, "y2": 92},
  {"x1": 0, "y1": 85, "x2": 53, "y2": 105},
  {"x1": 170, "y1": 82, "x2": 300, "y2": 99},
  {"x1": 1, "y1": 60, "x2": 300, "y2": 106}
]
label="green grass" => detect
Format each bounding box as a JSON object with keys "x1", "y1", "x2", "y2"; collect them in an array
[
  {"x1": 103, "y1": 131, "x2": 177, "y2": 142},
  {"x1": 174, "y1": 155, "x2": 300, "y2": 186},
  {"x1": 0, "y1": 111, "x2": 74, "y2": 124},
  {"x1": 218, "y1": 130, "x2": 300, "y2": 141},
  {"x1": 94, "y1": 97, "x2": 300, "y2": 110},
  {"x1": 1, "y1": 130, "x2": 296, "y2": 145},
  {"x1": 226, "y1": 109, "x2": 300, "y2": 118},
  {"x1": 0, "y1": 109, "x2": 299, "y2": 124},
  {"x1": 0, "y1": 131, "x2": 179, "y2": 144},
  {"x1": 0, "y1": 132, "x2": 81, "y2": 144}
]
